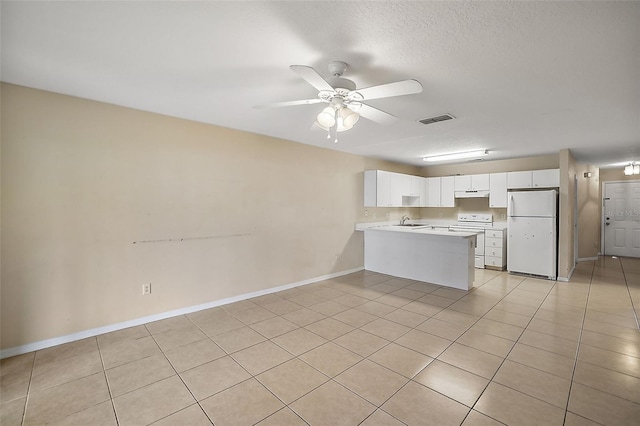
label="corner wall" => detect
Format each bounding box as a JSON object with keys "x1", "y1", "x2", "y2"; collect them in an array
[
  {"x1": 0, "y1": 83, "x2": 372, "y2": 351},
  {"x1": 576, "y1": 165, "x2": 601, "y2": 259}
]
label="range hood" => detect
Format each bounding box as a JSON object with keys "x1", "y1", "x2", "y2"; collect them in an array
[{"x1": 455, "y1": 190, "x2": 490, "y2": 198}]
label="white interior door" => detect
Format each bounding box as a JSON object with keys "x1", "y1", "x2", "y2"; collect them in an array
[{"x1": 603, "y1": 181, "x2": 640, "y2": 258}]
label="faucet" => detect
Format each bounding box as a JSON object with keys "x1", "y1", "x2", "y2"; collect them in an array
[{"x1": 401, "y1": 215, "x2": 410, "y2": 225}]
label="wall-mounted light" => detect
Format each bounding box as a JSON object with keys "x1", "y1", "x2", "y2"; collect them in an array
[
  {"x1": 423, "y1": 149, "x2": 488, "y2": 162},
  {"x1": 623, "y1": 162, "x2": 639, "y2": 175},
  {"x1": 584, "y1": 172, "x2": 593, "y2": 178}
]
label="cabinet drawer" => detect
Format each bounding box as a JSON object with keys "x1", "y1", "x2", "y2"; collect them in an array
[
  {"x1": 485, "y1": 230, "x2": 503, "y2": 238},
  {"x1": 485, "y1": 247, "x2": 503, "y2": 258},
  {"x1": 485, "y1": 237, "x2": 503, "y2": 248},
  {"x1": 485, "y1": 256, "x2": 505, "y2": 268}
]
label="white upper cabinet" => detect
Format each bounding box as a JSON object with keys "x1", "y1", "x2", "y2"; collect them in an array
[
  {"x1": 472, "y1": 174, "x2": 490, "y2": 191},
  {"x1": 366, "y1": 168, "x2": 557, "y2": 208},
  {"x1": 454, "y1": 175, "x2": 472, "y2": 192},
  {"x1": 455, "y1": 174, "x2": 490, "y2": 192},
  {"x1": 440, "y1": 176, "x2": 456, "y2": 207},
  {"x1": 489, "y1": 172, "x2": 508, "y2": 208},
  {"x1": 507, "y1": 171, "x2": 532, "y2": 189},
  {"x1": 389, "y1": 172, "x2": 403, "y2": 207},
  {"x1": 532, "y1": 169, "x2": 560, "y2": 188},
  {"x1": 426, "y1": 177, "x2": 441, "y2": 207},
  {"x1": 507, "y1": 169, "x2": 560, "y2": 189},
  {"x1": 364, "y1": 170, "x2": 426, "y2": 207}
]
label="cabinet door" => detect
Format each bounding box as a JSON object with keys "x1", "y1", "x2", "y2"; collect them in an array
[
  {"x1": 440, "y1": 176, "x2": 455, "y2": 207},
  {"x1": 507, "y1": 171, "x2": 532, "y2": 189},
  {"x1": 389, "y1": 172, "x2": 403, "y2": 207},
  {"x1": 489, "y1": 172, "x2": 508, "y2": 208},
  {"x1": 410, "y1": 175, "x2": 422, "y2": 197},
  {"x1": 532, "y1": 169, "x2": 560, "y2": 188},
  {"x1": 364, "y1": 170, "x2": 377, "y2": 207},
  {"x1": 472, "y1": 174, "x2": 490, "y2": 191},
  {"x1": 376, "y1": 171, "x2": 391, "y2": 207},
  {"x1": 427, "y1": 177, "x2": 441, "y2": 207},
  {"x1": 454, "y1": 175, "x2": 472, "y2": 191},
  {"x1": 418, "y1": 177, "x2": 427, "y2": 207}
]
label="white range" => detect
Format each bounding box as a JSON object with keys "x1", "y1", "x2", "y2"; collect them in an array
[{"x1": 448, "y1": 214, "x2": 494, "y2": 269}]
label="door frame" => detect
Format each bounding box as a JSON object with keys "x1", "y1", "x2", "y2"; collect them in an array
[{"x1": 601, "y1": 179, "x2": 640, "y2": 256}]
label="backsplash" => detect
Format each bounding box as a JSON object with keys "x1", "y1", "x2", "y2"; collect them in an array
[{"x1": 358, "y1": 198, "x2": 506, "y2": 224}]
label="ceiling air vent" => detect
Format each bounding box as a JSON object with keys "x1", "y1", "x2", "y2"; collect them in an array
[{"x1": 418, "y1": 114, "x2": 455, "y2": 125}]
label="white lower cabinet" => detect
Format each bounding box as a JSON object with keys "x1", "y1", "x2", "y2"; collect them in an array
[{"x1": 484, "y1": 228, "x2": 507, "y2": 270}]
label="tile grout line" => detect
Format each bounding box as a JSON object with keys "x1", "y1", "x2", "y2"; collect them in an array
[
  {"x1": 358, "y1": 272, "x2": 529, "y2": 425},
  {"x1": 561, "y1": 259, "x2": 596, "y2": 426},
  {"x1": 96, "y1": 336, "x2": 121, "y2": 426},
  {"x1": 159, "y1": 315, "x2": 228, "y2": 425},
  {"x1": 459, "y1": 274, "x2": 562, "y2": 424},
  {"x1": 358, "y1": 276, "x2": 524, "y2": 423},
  {"x1": 19, "y1": 353, "x2": 35, "y2": 426},
  {"x1": 618, "y1": 257, "x2": 640, "y2": 330}
]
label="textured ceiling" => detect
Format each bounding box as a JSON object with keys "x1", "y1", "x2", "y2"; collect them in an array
[{"x1": 2, "y1": 1, "x2": 639, "y2": 167}]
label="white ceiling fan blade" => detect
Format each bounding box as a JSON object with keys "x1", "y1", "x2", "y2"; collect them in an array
[
  {"x1": 290, "y1": 65, "x2": 335, "y2": 92},
  {"x1": 358, "y1": 104, "x2": 399, "y2": 125},
  {"x1": 254, "y1": 99, "x2": 324, "y2": 109},
  {"x1": 355, "y1": 79, "x2": 423, "y2": 101}
]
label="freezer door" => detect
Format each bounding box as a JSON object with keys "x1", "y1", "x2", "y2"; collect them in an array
[
  {"x1": 508, "y1": 190, "x2": 557, "y2": 218},
  {"x1": 507, "y1": 217, "x2": 557, "y2": 279}
]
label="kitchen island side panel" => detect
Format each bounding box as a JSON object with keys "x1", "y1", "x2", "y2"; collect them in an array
[{"x1": 364, "y1": 229, "x2": 475, "y2": 290}]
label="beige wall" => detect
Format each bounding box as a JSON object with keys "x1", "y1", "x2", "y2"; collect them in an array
[
  {"x1": 1, "y1": 83, "x2": 397, "y2": 350},
  {"x1": 575, "y1": 164, "x2": 601, "y2": 259},
  {"x1": 421, "y1": 154, "x2": 560, "y2": 177},
  {"x1": 558, "y1": 149, "x2": 576, "y2": 279},
  {"x1": 600, "y1": 167, "x2": 640, "y2": 182}
]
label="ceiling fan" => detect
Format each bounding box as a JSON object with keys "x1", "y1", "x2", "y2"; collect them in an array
[{"x1": 255, "y1": 61, "x2": 423, "y2": 140}]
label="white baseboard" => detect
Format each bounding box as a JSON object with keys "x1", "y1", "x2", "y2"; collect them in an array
[
  {"x1": 0, "y1": 266, "x2": 364, "y2": 359},
  {"x1": 578, "y1": 257, "x2": 599, "y2": 262},
  {"x1": 557, "y1": 264, "x2": 575, "y2": 282}
]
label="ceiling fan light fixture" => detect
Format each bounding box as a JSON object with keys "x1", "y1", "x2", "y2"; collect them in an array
[
  {"x1": 317, "y1": 106, "x2": 336, "y2": 128},
  {"x1": 423, "y1": 149, "x2": 488, "y2": 162},
  {"x1": 339, "y1": 107, "x2": 360, "y2": 128}
]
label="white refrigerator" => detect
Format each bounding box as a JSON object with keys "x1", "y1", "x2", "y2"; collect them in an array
[{"x1": 507, "y1": 190, "x2": 557, "y2": 279}]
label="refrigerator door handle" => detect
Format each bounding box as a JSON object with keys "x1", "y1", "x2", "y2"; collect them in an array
[{"x1": 509, "y1": 194, "x2": 514, "y2": 216}]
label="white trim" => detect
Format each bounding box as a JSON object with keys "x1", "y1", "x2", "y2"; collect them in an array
[
  {"x1": 557, "y1": 264, "x2": 575, "y2": 282},
  {"x1": 578, "y1": 256, "x2": 598, "y2": 262},
  {"x1": 0, "y1": 266, "x2": 364, "y2": 359}
]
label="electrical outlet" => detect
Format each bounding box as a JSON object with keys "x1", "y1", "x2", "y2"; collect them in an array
[
  {"x1": 142, "y1": 283, "x2": 151, "y2": 295},
  {"x1": 364, "y1": 210, "x2": 369, "y2": 217},
  {"x1": 501, "y1": 213, "x2": 506, "y2": 220}
]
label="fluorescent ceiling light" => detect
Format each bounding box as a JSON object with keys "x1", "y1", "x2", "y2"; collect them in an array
[{"x1": 423, "y1": 149, "x2": 488, "y2": 162}]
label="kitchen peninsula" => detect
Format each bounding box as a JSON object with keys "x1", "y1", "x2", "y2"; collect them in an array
[{"x1": 356, "y1": 224, "x2": 477, "y2": 290}]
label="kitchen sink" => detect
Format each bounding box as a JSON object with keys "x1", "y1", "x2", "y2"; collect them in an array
[{"x1": 400, "y1": 223, "x2": 429, "y2": 227}]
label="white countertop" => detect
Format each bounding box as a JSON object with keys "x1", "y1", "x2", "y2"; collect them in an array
[
  {"x1": 357, "y1": 223, "x2": 477, "y2": 238},
  {"x1": 355, "y1": 220, "x2": 507, "y2": 232}
]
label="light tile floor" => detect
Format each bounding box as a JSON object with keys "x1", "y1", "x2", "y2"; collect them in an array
[{"x1": 1, "y1": 256, "x2": 639, "y2": 425}]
